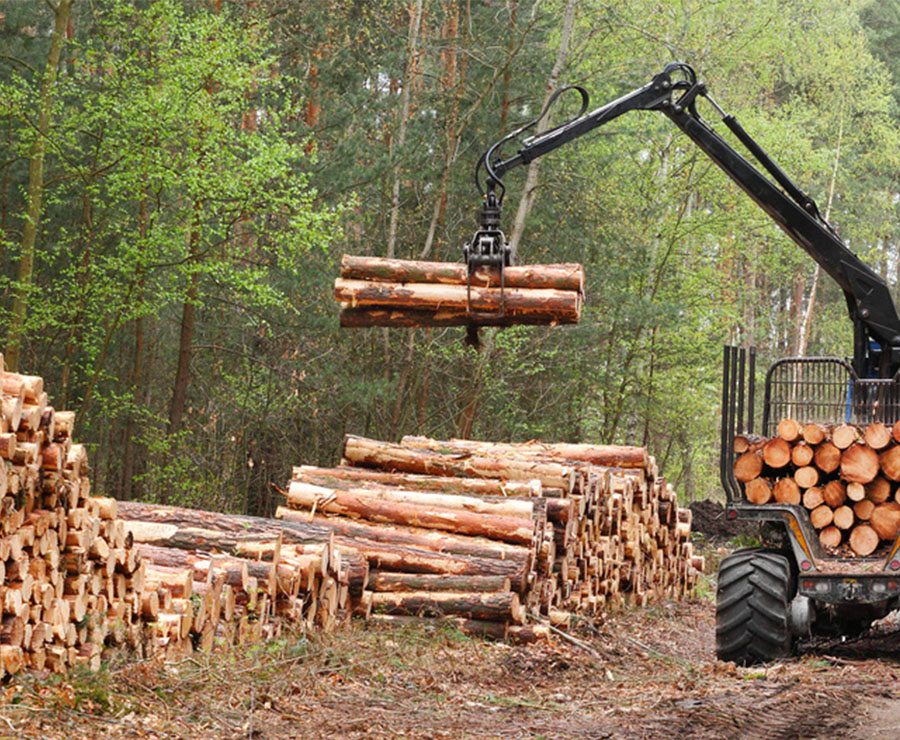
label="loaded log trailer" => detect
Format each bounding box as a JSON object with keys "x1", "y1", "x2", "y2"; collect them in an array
[{"x1": 342, "y1": 62, "x2": 900, "y2": 663}]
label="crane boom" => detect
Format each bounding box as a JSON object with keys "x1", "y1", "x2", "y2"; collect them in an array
[{"x1": 470, "y1": 62, "x2": 900, "y2": 378}]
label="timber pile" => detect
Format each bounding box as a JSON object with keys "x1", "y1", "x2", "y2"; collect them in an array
[
  {"x1": 116, "y1": 501, "x2": 367, "y2": 638},
  {"x1": 335, "y1": 255, "x2": 584, "y2": 328},
  {"x1": 0, "y1": 357, "x2": 356, "y2": 677},
  {"x1": 0, "y1": 356, "x2": 145, "y2": 676},
  {"x1": 277, "y1": 434, "x2": 701, "y2": 639},
  {"x1": 733, "y1": 420, "x2": 900, "y2": 556}
]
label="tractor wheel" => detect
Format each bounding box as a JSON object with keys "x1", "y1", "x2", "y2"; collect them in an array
[{"x1": 715, "y1": 549, "x2": 795, "y2": 665}]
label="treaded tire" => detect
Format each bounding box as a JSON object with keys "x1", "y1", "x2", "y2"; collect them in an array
[{"x1": 716, "y1": 549, "x2": 795, "y2": 665}]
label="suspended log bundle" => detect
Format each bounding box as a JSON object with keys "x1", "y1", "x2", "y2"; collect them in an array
[
  {"x1": 335, "y1": 255, "x2": 584, "y2": 328},
  {"x1": 734, "y1": 420, "x2": 900, "y2": 556},
  {"x1": 277, "y1": 434, "x2": 700, "y2": 638}
]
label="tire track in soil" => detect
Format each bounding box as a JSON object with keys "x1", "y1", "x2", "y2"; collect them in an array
[{"x1": 643, "y1": 685, "x2": 861, "y2": 740}]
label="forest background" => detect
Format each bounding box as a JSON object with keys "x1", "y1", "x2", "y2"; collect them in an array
[{"x1": 2, "y1": 0, "x2": 899, "y2": 515}]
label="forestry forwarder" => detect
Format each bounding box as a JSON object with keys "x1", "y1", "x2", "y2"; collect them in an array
[{"x1": 472, "y1": 62, "x2": 900, "y2": 664}]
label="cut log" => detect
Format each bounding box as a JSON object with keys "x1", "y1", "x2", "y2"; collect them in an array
[
  {"x1": 734, "y1": 452, "x2": 764, "y2": 483},
  {"x1": 849, "y1": 524, "x2": 879, "y2": 556},
  {"x1": 871, "y1": 502, "x2": 900, "y2": 542},
  {"x1": 832, "y1": 505, "x2": 855, "y2": 530},
  {"x1": 762, "y1": 438, "x2": 791, "y2": 469},
  {"x1": 293, "y1": 466, "x2": 543, "y2": 497},
  {"x1": 840, "y1": 444, "x2": 879, "y2": 485},
  {"x1": 832, "y1": 424, "x2": 859, "y2": 450},
  {"x1": 846, "y1": 482, "x2": 866, "y2": 503},
  {"x1": 814, "y1": 442, "x2": 842, "y2": 474},
  {"x1": 793, "y1": 466, "x2": 819, "y2": 489},
  {"x1": 853, "y1": 499, "x2": 875, "y2": 521},
  {"x1": 864, "y1": 422, "x2": 892, "y2": 451},
  {"x1": 818, "y1": 526, "x2": 841, "y2": 549},
  {"x1": 880, "y1": 447, "x2": 900, "y2": 482},
  {"x1": 802, "y1": 487, "x2": 824, "y2": 510},
  {"x1": 286, "y1": 480, "x2": 536, "y2": 520},
  {"x1": 744, "y1": 478, "x2": 772, "y2": 505},
  {"x1": 773, "y1": 478, "x2": 801, "y2": 505},
  {"x1": 401, "y1": 436, "x2": 651, "y2": 470},
  {"x1": 810, "y1": 505, "x2": 834, "y2": 529},
  {"x1": 733, "y1": 435, "x2": 765, "y2": 454},
  {"x1": 283, "y1": 483, "x2": 536, "y2": 545},
  {"x1": 790, "y1": 443, "x2": 814, "y2": 467},
  {"x1": 339, "y1": 256, "x2": 585, "y2": 292},
  {"x1": 866, "y1": 477, "x2": 892, "y2": 504},
  {"x1": 368, "y1": 572, "x2": 510, "y2": 593},
  {"x1": 893, "y1": 420, "x2": 900, "y2": 444},
  {"x1": 342, "y1": 435, "x2": 575, "y2": 490},
  {"x1": 776, "y1": 419, "x2": 802, "y2": 442},
  {"x1": 368, "y1": 590, "x2": 524, "y2": 623},
  {"x1": 802, "y1": 423, "x2": 827, "y2": 445},
  {"x1": 275, "y1": 508, "x2": 530, "y2": 563},
  {"x1": 822, "y1": 480, "x2": 846, "y2": 509},
  {"x1": 334, "y1": 279, "x2": 581, "y2": 318}
]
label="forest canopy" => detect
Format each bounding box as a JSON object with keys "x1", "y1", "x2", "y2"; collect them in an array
[{"x1": 1, "y1": 0, "x2": 898, "y2": 512}]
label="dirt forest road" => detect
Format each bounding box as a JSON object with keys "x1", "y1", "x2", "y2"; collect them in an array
[{"x1": 4, "y1": 597, "x2": 900, "y2": 740}]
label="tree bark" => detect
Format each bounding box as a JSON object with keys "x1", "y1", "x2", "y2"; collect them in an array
[
  {"x1": 6, "y1": 0, "x2": 76, "y2": 371},
  {"x1": 283, "y1": 482, "x2": 537, "y2": 544},
  {"x1": 507, "y1": 0, "x2": 578, "y2": 255},
  {"x1": 340, "y1": 256, "x2": 585, "y2": 291},
  {"x1": 369, "y1": 590, "x2": 524, "y2": 623},
  {"x1": 342, "y1": 434, "x2": 576, "y2": 490},
  {"x1": 369, "y1": 572, "x2": 510, "y2": 593},
  {"x1": 385, "y1": 0, "x2": 424, "y2": 260},
  {"x1": 276, "y1": 507, "x2": 530, "y2": 563}
]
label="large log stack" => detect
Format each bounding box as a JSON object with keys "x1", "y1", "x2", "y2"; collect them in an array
[
  {"x1": 733, "y1": 420, "x2": 900, "y2": 556},
  {"x1": 335, "y1": 255, "x2": 584, "y2": 328},
  {"x1": 0, "y1": 357, "x2": 357, "y2": 677},
  {"x1": 277, "y1": 434, "x2": 701, "y2": 638},
  {"x1": 0, "y1": 357, "x2": 148, "y2": 676},
  {"x1": 0, "y1": 352, "x2": 700, "y2": 675}
]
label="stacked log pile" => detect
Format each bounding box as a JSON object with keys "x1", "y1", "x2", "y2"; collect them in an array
[
  {"x1": 277, "y1": 434, "x2": 701, "y2": 639},
  {"x1": 0, "y1": 358, "x2": 147, "y2": 676},
  {"x1": 0, "y1": 358, "x2": 358, "y2": 677},
  {"x1": 335, "y1": 255, "x2": 584, "y2": 328},
  {"x1": 0, "y1": 352, "x2": 700, "y2": 675},
  {"x1": 117, "y1": 502, "x2": 367, "y2": 637},
  {"x1": 733, "y1": 420, "x2": 900, "y2": 556}
]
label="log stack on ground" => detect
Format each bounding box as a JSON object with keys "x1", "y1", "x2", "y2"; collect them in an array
[
  {"x1": 0, "y1": 355, "x2": 357, "y2": 677},
  {"x1": 734, "y1": 420, "x2": 900, "y2": 556},
  {"x1": 335, "y1": 256, "x2": 584, "y2": 328},
  {"x1": 0, "y1": 354, "x2": 149, "y2": 675},
  {"x1": 276, "y1": 434, "x2": 701, "y2": 638}
]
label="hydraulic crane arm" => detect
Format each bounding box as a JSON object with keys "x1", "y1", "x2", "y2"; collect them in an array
[{"x1": 470, "y1": 62, "x2": 900, "y2": 379}]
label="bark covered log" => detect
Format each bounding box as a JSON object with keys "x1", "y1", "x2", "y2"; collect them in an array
[
  {"x1": 400, "y1": 435, "x2": 650, "y2": 470},
  {"x1": 335, "y1": 279, "x2": 581, "y2": 318},
  {"x1": 342, "y1": 434, "x2": 576, "y2": 490},
  {"x1": 284, "y1": 482, "x2": 537, "y2": 545},
  {"x1": 340, "y1": 256, "x2": 585, "y2": 292},
  {"x1": 368, "y1": 590, "x2": 525, "y2": 623},
  {"x1": 368, "y1": 572, "x2": 510, "y2": 593}
]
